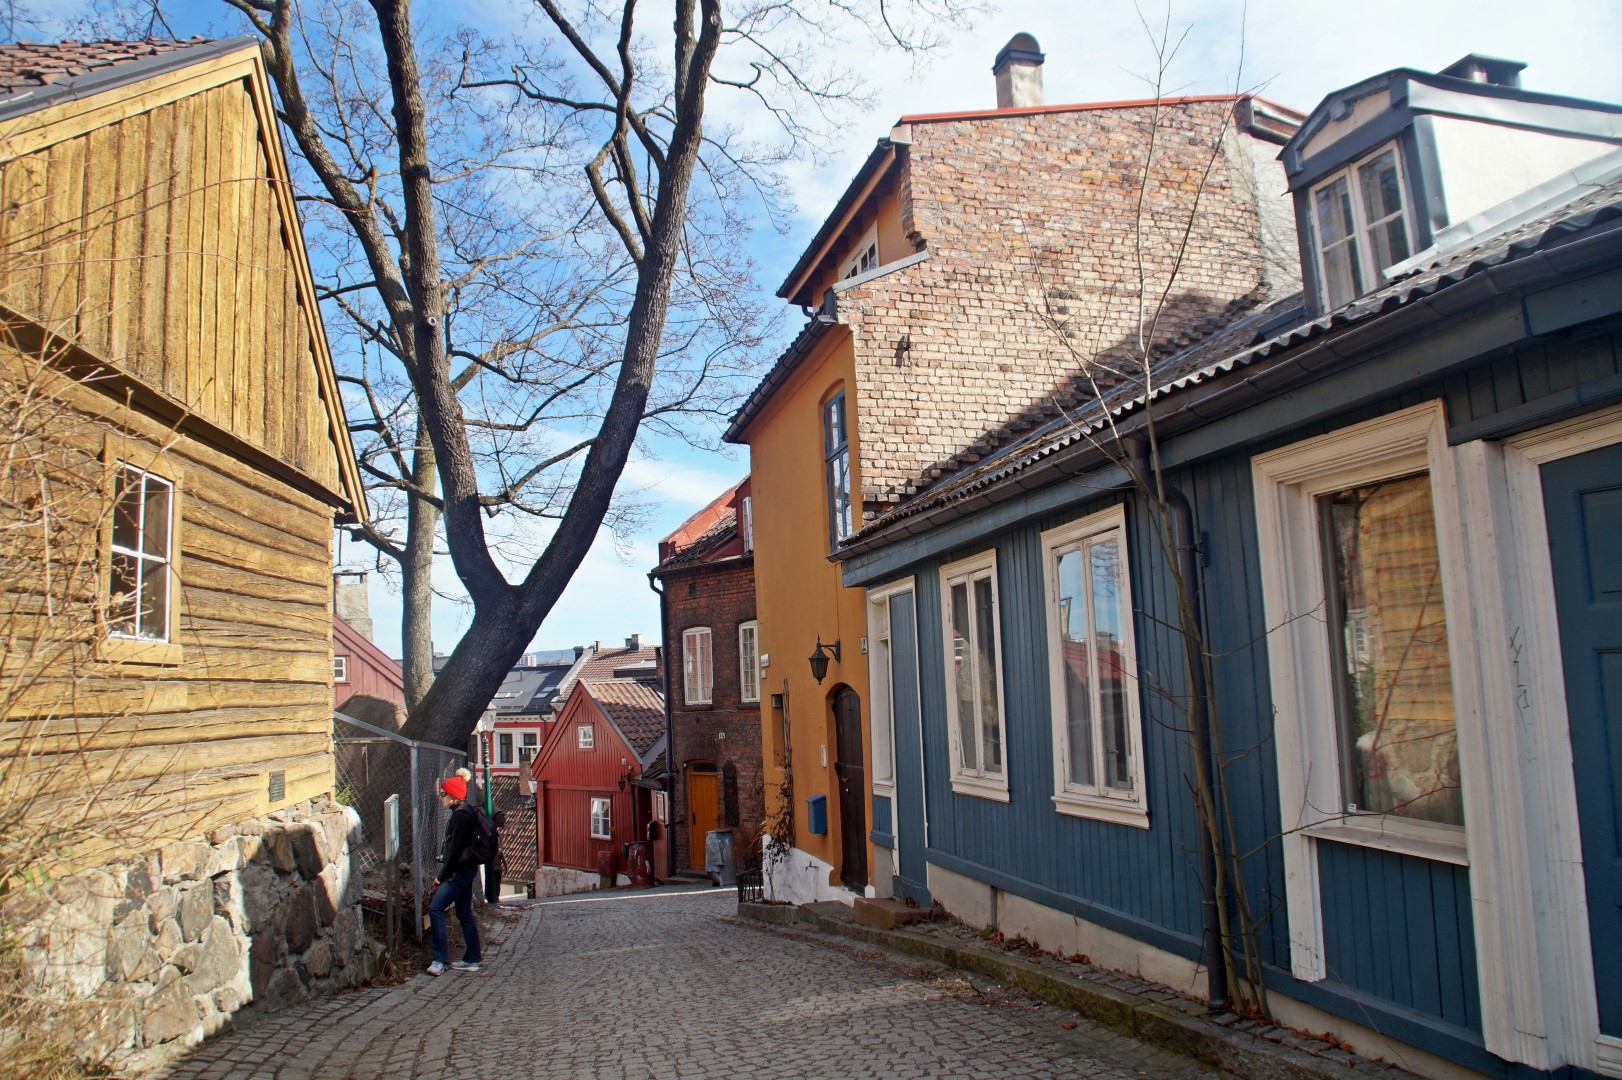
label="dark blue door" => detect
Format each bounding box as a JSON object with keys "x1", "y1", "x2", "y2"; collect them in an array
[
  {"x1": 1543, "y1": 440, "x2": 1622, "y2": 1037},
  {"x1": 889, "y1": 591, "x2": 930, "y2": 904}
]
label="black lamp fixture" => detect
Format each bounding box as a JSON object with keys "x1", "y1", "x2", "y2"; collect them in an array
[{"x1": 808, "y1": 636, "x2": 841, "y2": 684}]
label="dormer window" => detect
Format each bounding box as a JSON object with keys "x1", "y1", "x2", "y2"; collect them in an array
[
  {"x1": 839, "y1": 226, "x2": 878, "y2": 281},
  {"x1": 1310, "y1": 145, "x2": 1412, "y2": 310}
]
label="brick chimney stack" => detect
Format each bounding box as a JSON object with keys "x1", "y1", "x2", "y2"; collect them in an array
[{"x1": 993, "y1": 33, "x2": 1044, "y2": 109}]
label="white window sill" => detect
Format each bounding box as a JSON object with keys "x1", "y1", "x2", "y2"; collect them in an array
[
  {"x1": 949, "y1": 775, "x2": 1010, "y2": 803},
  {"x1": 1052, "y1": 792, "x2": 1150, "y2": 829},
  {"x1": 1306, "y1": 818, "x2": 1468, "y2": 866}
]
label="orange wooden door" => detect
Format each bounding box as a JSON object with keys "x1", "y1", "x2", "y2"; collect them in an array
[{"x1": 687, "y1": 766, "x2": 720, "y2": 869}]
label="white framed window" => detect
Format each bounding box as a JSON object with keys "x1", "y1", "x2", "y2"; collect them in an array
[
  {"x1": 738, "y1": 621, "x2": 760, "y2": 703},
  {"x1": 108, "y1": 463, "x2": 175, "y2": 642},
  {"x1": 866, "y1": 578, "x2": 916, "y2": 797},
  {"x1": 652, "y1": 790, "x2": 669, "y2": 824},
  {"x1": 1310, "y1": 143, "x2": 1413, "y2": 310},
  {"x1": 589, "y1": 796, "x2": 612, "y2": 839},
  {"x1": 519, "y1": 731, "x2": 539, "y2": 765},
  {"x1": 577, "y1": 724, "x2": 594, "y2": 750},
  {"x1": 740, "y1": 495, "x2": 754, "y2": 553},
  {"x1": 940, "y1": 550, "x2": 1009, "y2": 801},
  {"x1": 1253, "y1": 402, "x2": 1472, "y2": 981},
  {"x1": 333, "y1": 655, "x2": 349, "y2": 683},
  {"x1": 498, "y1": 732, "x2": 515, "y2": 765},
  {"x1": 839, "y1": 226, "x2": 878, "y2": 280},
  {"x1": 824, "y1": 393, "x2": 852, "y2": 547},
  {"x1": 1041, "y1": 506, "x2": 1148, "y2": 827},
  {"x1": 683, "y1": 626, "x2": 713, "y2": 704}
]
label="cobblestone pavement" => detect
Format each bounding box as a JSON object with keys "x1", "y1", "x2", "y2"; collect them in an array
[{"x1": 159, "y1": 888, "x2": 1222, "y2": 1079}]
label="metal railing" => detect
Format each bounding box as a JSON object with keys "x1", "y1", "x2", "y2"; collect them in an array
[
  {"x1": 334, "y1": 711, "x2": 468, "y2": 940},
  {"x1": 736, "y1": 867, "x2": 764, "y2": 904}
]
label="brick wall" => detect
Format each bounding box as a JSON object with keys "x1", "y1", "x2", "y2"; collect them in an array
[
  {"x1": 659, "y1": 556, "x2": 764, "y2": 873},
  {"x1": 838, "y1": 99, "x2": 1298, "y2": 508}
]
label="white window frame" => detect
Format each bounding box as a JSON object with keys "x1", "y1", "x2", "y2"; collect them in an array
[
  {"x1": 333, "y1": 655, "x2": 349, "y2": 683},
  {"x1": 839, "y1": 225, "x2": 878, "y2": 280},
  {"x1": 589, "y1": 796, "x2": 612, "y2": 839},
  {"x1": 107, "y1": 462, "x2": 176, "y2": 643},
  {"x1": 683, "y1": 626, "x2": 713, "y2": 705},
  {"x1": 740, "y1": 495, "x2": 754, "y2": 553},
  {"x1": 939, "y1": 550, "x2": 1010, "y2": 802},
  {"x1": 866, "y1": 578, "x2": 917, "y2": 800},
  {"x1": 738, "y1": 621, "x2": 760, "y2": 704},
  {"x1": 824, "y1": 392, "x2": 852, "y2": 548},
  {"x1": 497, "y1": 731, "x2": 515, "y2": 765},
  {"x1": 1309, "y1": 141, "x2": 1415, "y2": 310},
  {"x1": 577, "y1": 724, "x2": 594, "y2": 750},
  {"x1": 1253, "y1": 402, "x2": 1478, "y2": 982},
  {"x1": 1040, "y1": 506, "x2": 1149, "y2": 828}
]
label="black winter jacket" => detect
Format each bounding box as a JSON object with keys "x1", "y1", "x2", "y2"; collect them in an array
[{"x1": 438, "y1": 803, "x2": 481, "y2": 882}]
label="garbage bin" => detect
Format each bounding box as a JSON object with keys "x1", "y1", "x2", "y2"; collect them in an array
[
  {"x1": 704, "y1": 828, "x2": 736, "y2": 887},
  {"x1": 625, "y1": 841, "x2": 654, "y2": 888},
  {"x1": 596, "y1": 848, "x2": 619, "y2": 888}
]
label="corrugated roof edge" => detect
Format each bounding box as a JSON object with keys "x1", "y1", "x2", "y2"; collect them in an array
[
  {"x1": 0, "y1": 36, "x2": 257, "y2": 123},
  {"x1": 838, "y1": 177, "x2": 1622, "y2": 557},
  {"x1": 897, "y1": 92, "x2": 1304, "y2": 127}
]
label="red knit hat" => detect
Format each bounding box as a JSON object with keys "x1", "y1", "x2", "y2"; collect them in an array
[{"x1": 440, "y1": 776, "x2": 467, "y2": 801}]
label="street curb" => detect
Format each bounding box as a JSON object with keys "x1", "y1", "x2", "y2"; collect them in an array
[{"x1": 737, "y1": 901, "x2": 1414, "y2": 1080}]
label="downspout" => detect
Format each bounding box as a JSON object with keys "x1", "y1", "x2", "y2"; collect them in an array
[
  {"x1": 648, "y1": 569, "x2": 673, "y2": 881},
  {"x1": 1129, "y1": 438, "x2": 1227, "y2": 1009}
]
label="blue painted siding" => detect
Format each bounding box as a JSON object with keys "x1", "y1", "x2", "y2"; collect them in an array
[{"x1": 1317, "y1": 842, "x2": 1481, "y2": 1033}]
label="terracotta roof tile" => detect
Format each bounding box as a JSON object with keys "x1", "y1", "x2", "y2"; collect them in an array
[
  {"x1": 584, "y1": 678, "x2": 666, "y2": 758},
  {"x1": 0, "y1": 37, "x2": 211, "y2": 98}
]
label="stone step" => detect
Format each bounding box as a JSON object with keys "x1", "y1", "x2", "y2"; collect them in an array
[{"x1": 852, "y1": 896, "x2": 929, "y2": 930}]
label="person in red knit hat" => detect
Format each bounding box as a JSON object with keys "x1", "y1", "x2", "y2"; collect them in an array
[{"x1": 426, "y1": 775, "x2": 483, "y2": 976}]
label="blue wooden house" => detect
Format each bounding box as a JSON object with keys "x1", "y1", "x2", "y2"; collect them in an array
[{"x1": 837, "y1": 55, "x2": 1622, "y2": 1079}]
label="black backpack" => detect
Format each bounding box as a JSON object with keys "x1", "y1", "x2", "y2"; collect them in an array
[{"x1": 466, "y1": 806, "x2": 498, "y2": 863}]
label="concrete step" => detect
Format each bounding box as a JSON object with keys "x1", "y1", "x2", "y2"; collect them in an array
[{"x1": 853, "y1": 896, "x2": 929, "y2": 930}]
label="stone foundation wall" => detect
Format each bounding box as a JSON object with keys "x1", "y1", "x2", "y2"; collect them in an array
[{"x1": 3, "y1": 796, "x2": 374, "y2": 1064}]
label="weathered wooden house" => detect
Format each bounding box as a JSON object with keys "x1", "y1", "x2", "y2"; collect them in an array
[
  {"x1": 0, "y1": 36, "x2": 366, "y2": 1057},
  {"x1": 834, "y1": 53, "x2": 1622, "y2": 1079},
  {"x1": 531, "y1": 677, "x2": 667, "y2": 890}
]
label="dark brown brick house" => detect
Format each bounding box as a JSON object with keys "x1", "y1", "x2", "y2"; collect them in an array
[{"x1": 650, "y1": 476, "x2": 763, "y2": 875}]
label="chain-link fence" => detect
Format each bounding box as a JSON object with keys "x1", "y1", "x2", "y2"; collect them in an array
[{"x1": 334, "y1": 711, "x2": 468, "y2": 940}]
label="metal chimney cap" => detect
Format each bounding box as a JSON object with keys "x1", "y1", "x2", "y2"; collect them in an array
[{"x1": 992, "y1": 32, "x2": 1044, "y2": 74}]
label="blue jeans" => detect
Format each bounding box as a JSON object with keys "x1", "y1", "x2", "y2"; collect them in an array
[{"x1": 428, "y1": 867, "x2": 481, "y2": 964}]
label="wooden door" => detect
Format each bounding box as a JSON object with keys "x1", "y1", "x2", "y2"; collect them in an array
[
  {"x1": 687, "y1": 765, "x2": 720, "y2": 870},
  {"x1": 1543, "y1": 441, "x2": 1622, "y2": 1036},
  {"x1": 834, "y1": 687, "x2": 867, "y2": 890}
]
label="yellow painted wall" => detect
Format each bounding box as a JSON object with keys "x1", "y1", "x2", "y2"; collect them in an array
[
  {"x1": 802, "y1": 171, "x2": 911, "y2": 301},
  {"x1": 740, "y1": 326, "x2": 873, "y2": 884}
]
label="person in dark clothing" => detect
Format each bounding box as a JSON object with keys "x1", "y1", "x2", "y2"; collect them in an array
[
  {"x1": 485, "y1": 810, "x2": 505, "y2": 903},
  {"x1": 426, "y1": 776, "x2": 482, "y2": 976}
]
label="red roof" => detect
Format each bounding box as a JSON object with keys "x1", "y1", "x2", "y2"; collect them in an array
[
  {"x1": 583, "y1": 678, "x2": 666, "y2": 759},
  {"x1": 660, "y1": 476, "x2": 746, "y2": 552},
  {"x1": 897, "y1": 93, "x2": 1305, "y2": 126},
  {"x1": 0, "y1": 37, "x2": 211, "y2": 97}
]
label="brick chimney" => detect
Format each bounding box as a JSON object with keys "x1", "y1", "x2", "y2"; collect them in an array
[
  {"x1": 626, "y1": 633, "x2": 642, "y2": 651},
  {"x1": 333, "y1": 572, "x2": 374, "y2": 642},
  {"x1": 993, "y1": 33, "x2": 1044, "y2": 108}
]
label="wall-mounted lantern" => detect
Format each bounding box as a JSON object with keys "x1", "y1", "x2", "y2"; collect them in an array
[{"x1": 808, "y1": 637, "x2": 841, "y2": 684}]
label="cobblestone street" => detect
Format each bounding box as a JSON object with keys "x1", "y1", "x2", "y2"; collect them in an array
[{"x1": 160, "y1": 887, "x2": 1221, "y2": 1079}]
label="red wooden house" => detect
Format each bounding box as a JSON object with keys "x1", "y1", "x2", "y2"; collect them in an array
[
  {"x1": 333, "y1": 613, "x2": 405, "y2": 718},
  {"x1": 532, "y1": 677, "x2": 667, "y2": 882}
]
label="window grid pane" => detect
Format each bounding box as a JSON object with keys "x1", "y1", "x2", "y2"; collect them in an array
[
  {"x1": 1320, "y1": 473, "x2": 1461, "y2": 827},
  {"x1": 973, "y1": 575, "x2": 1002, "y2": 774},
  {"x1": 108, "y1": 465, "x2": 173, "y2": 641},
  {"x1": 949, "y1": 580, "x2": 978, "y2": 773},
  {"x1": 739, "y1": 623, "x2": 759, "y2": 703},
  {"x1": 1090, "y1": 537, "x2": 1132, "y2": 791}
]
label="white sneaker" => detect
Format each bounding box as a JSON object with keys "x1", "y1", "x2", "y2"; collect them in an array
[
  {"x1": 451, "y1": 960, "x2": 480, "y2": 972},
  {"x1": 425, "y1": 961, "x2": 445, "y2": 976}
]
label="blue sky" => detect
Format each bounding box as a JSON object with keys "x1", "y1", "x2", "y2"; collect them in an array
[{"x1": 32, "y1": 0, "x2": 1622, "y2": 660}]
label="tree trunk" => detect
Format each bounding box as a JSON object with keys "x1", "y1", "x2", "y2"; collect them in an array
[{"x1": 400, "y1": 433, "x2": 438, "y2": 707}]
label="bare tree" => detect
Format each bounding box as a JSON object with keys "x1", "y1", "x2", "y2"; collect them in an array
[{"x1": 158, "y1": 0, "x2": 975, "y2": 749}]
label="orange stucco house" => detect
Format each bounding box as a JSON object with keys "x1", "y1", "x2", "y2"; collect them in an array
[{"x1": 725, "y1": 34, "x2": 1299, "y2": 904}]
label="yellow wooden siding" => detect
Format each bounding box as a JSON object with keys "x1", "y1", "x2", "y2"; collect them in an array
[
  {"x1": 1, "y1": 344, "x2": 337, "y2": 842},
  {"x1": 0, "y1": 79, "x2": 341, "y2": 498}
]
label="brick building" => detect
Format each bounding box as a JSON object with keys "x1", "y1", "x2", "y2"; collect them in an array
[
  {"x1": 724, "y1": 34, "x2": 1303, "y2": 902},
  {"x1": 650, "y1": 477, "x2": 763, "y2": 875}
]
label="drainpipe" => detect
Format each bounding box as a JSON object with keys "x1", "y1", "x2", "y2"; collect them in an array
[
  {"x1": 647, "y1": 569, "x2": 673, "y2": 881},
  {"x1": 1128, "y1": 438, "x2": 1227, "y2": 1009}
]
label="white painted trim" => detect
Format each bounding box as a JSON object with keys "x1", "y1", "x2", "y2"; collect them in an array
[
  {"x1": 939, "y1": 550, "x2": 1011, "y2": 800},
  {"x1": 865, "y1": 577, "x2": 915, "y2": 800},
  {"x1": 1039, "y1": 505, "x2": 1150, "y2": 825},
  {"x1": 1498, "y1": 404, "x2": 1622, "y2": 1072},
  {"x1": 1252, "y1": 402, "x2": 1475, "y2": 983}
]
